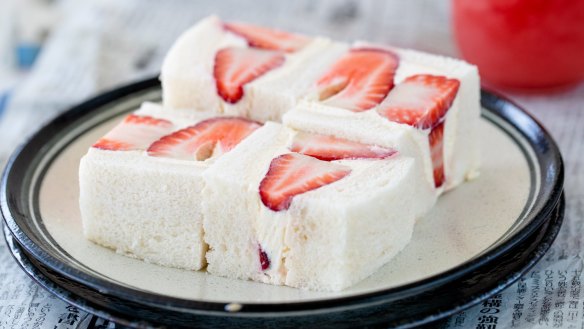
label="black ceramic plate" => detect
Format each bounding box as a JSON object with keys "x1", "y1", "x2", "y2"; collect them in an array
[{"x1": 1, "y1": 78, "x2": 564, "y2": 328}]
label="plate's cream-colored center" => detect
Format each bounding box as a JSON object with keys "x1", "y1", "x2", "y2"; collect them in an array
[{"x1": 39, "y1": 114, "x2": 530, "y2": 303}]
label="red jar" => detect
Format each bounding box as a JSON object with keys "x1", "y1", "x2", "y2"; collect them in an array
[{"x1": 453, "y1": 0, "x2": 584, "y2": 89}]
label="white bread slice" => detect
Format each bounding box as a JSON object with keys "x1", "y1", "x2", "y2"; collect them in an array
[{"x1": 80, "y1": 149, "x2": 208, "y2": 270}]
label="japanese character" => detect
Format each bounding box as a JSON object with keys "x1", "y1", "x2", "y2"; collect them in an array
[{"x1": 478, "y1": 315, "x2": 498, "y2": 324}]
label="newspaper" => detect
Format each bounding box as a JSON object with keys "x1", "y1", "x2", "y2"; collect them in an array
[
  {"x1": 439, "y1": 255, "x2": 584, "y2": 329},
  {"x1": 2, "y1": 239, "x2": 581, "y2": 329},
  {"x1": 0, "y1": 241, "x2": 116, "y2": 329},
  {"x1": 0, "y1": 1, "x2": 582, "y2": 328}
]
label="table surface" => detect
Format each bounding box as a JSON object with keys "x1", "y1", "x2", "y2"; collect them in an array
[{"x1": 0, "y1": 1, "x2": 583, "y2": 328}]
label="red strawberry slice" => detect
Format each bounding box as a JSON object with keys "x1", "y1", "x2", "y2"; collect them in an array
[
  {"x1": 289, "y1": 131, "x2": 396, "y2": 161},
  {"x1": 377, "y1": 74, "x2": 460, "y2": 130},
  {"x1": 93, "y1": 139, "x2": 133, "y2": 151},
  {"x1": 224, "y1": 22, "x2": 310, "y2": 53},
  {"x1": 258, "y1": 245, "x2": 270, "y2": 271},
  {"x1": 316, "y1": 48, "x2": 399, "y2": 112},
  {"x1": 214, "y1": 47, "x2": 285, "y2": 104},
  {"x1": 429, "y1": 122, "x2": 446, "y2": 188},
  {"x1": 259, "y1": 153, "x2": 351, "y2": 211},
  {"x1": 147, "y1": 117, "x2": 261, "y2": 160},
  {"x1": 92, "y1": 114, "x2": 174, "y2": 151}
]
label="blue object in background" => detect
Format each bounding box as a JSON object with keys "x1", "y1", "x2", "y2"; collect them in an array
[
  {"x1": 16, "y1": 43, "x2": 41, "y2": 69},
  {"x1": 0, "y1": 91, "x2": 10, "y2": 118}
]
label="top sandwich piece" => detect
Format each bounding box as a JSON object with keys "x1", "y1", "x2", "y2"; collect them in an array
[
  {"x1": 161, "y1": 16, "x2": 480, "y2": 192},
  {"x1": 161, "y1": 15, "x2": 347, "y2": 122}
]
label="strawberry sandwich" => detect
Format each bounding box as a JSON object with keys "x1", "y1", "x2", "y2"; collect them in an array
[
  {"x1": 202, "y1": 122, "x2": 436, "y2": 291},
  {"x1": 80, "y1": 102, "x2": 262, "y2": 270}
]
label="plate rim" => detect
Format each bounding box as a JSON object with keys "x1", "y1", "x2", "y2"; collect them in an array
[{"x1": 0, "y1": 77, "x2": 565, "y2": 314}]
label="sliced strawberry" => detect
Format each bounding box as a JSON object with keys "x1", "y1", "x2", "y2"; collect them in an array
[
  {"x1": 224, "y1": 22, "x2": 310, "y2": 53},
  {"x1": 259, "y1": 153, "x2": 351, "y2": 211},
  {"x1": 429, "y1": 122, "x2": 445, "y2": 188},
  {"x1": 377, "y1": 75, "x2": 457, "y2": 188},
  {"x1": 92, "y1": 139, "x2": 133, "y2": 151},
  {"x1": 92, "y1": 114, "x2": 174, "y2": 151},
  {"x1": 258, "y1": 245, "x2": 270, "y2": 271},
  {"x1": 316, "y1": 48, "x2": 399, "y2": 112},
  {"x1": 289, "y1": 131, "x2": 396, "y2": 161},
  {"x1": 147, "y1": 117, "x2": 261, "y2": 160},
  {"x1": 214, "y1": 47, "x2": 285, "y2": 104},
  {"x1": 377, "y1": 74, "x2": 460, "y2": 130}
]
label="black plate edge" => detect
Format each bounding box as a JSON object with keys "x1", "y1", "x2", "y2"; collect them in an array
[
  {"x1": 0, "y1": 77, "x2": 565, "y2": 314},
  {"x1": 3, "y1": 195, "x2": 566, "y2": 328}
]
